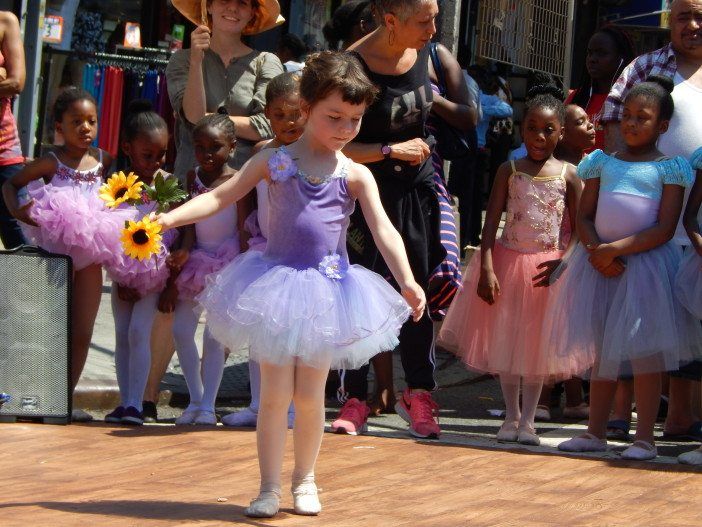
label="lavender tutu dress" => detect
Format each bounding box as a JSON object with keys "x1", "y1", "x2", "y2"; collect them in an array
[
  {"x1": 105, "y1": 172, "x2": 177, "y2": 296},
  {"x1": 675, "y1": 147, "x2": 702, "y2": 318},
  {"x1": 21, "y1": 150, "x2": 131, "y2": 271},
  {"x1": 542, "y1": 150, "x2": 702, "y2": 379},
  {"x1": 438, "y1": 160, "x2": 588, "y2": 383},
  {"x1": 197, "y1": 147, "x2": 411, "y2": 370},
  {"x1": 175, "y1": 169, "x2": 240, "y2": 300}
]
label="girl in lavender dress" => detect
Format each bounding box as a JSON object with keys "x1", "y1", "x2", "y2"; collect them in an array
[
  {"x1": 156, "y1": 52, "x2": 424, "y2": 518},
  {"x1": 552, "y1": 76, "x2": 702, "y2": 460},
  {"x1": 438, "y1": 92, "x2": 585, "y2": 447}
]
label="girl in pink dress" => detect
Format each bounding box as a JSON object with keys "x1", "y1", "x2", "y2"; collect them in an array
[{"x1": 438, "y1": 92, "x2": 585, "y2": 446}]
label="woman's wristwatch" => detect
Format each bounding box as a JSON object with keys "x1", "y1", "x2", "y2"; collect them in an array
[{"x1": 381, "y1": 143, "x2": 392, "y2": 159}]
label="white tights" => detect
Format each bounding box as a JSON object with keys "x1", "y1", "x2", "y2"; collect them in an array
[
  {"x1": 172, "y1": 300, "x2": 226, "y2": 413},
  {"x1": 111, "y1": 288, "x2": 159, "y2": 411},
  {"x1": 256, "y1": 359, "x2": 330, "y2": 495},
  {"x1": 499, "y1": 373, "x2": 544, "y2": 429}
]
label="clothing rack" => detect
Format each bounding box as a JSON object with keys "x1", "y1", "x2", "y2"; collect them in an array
[{"x1": 43, "y1": 46, "x2": 170, "y2": 67}]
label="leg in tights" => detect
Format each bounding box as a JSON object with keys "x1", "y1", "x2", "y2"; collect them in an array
[
  {"x1": 112, "y1": 287, "x2": 133, "y2": 403},
  {"x1": 500, "y1": 373, "x2": 521, "y2": 424},
  {"x1": 520, "y1": 380, "x2": 544, "y2": 430},
  {"x1": 291, "y1": 359, "x2": 333, "y2": 485},
  {"x1": 200, "y1": 327, "x2": 225, "y2": 412},
  {"x1": 256, "y1": 361, "x2": 295, "y2": 495},
  {"x1": 172, "y1": 300, "x2": 204, "y2": 411}
]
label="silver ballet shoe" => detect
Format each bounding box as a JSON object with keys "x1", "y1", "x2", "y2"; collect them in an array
[
  {"x1": 292, "y1": 480, "x2": 321, "y2": 515},
  {"x1": 244, "y1": 490, "x2": 280, "y2": 518}
]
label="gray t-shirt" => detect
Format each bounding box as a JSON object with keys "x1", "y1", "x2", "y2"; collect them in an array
[{"x1": 166, "y1": 48, "x2": 284, "y2": 179}]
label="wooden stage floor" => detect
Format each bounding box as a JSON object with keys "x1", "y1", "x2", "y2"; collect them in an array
[{"x1": 2, "y1": 423, "x2": 701, "y2": 526}]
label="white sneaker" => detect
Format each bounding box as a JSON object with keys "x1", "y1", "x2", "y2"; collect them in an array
[
  {"x1": 245, "y1": 490, "x2": 280, "y2": 518},
  {"x1": 222, "y1": 407, "x2": 258, "y2": 427},
  {"x1": 292, "y1": 480, "x2": 321, "y2": 515},
  {"x1": 175, "y1": 408, "x2": 199, "y2": 426},
  {"x1": 194, "y1": 410, "x2": 218, "y2": 425},
  {"x1": 678, "y1": 446, "x2": 702, "y2": 465}
]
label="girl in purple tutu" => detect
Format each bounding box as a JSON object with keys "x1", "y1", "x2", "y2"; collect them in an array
[
  {"x1": 438, "y1": 88, "x2": 584, "y2": 447},
  {"x1": 552, "y1": 76, "x2": 702, "y2": 460},
  {"x1": 169, "y1": 113, "x2": 242, "y2": 426},
  {"x1": 156, "y1": 52, "x2": 425, "y2": 518},
  {"x1": 1, "y1": 87, "x2": 129, "y2": 404},
  {"x1": 222, "y1": 71, "x2": 304, "y2": 429},
  {"x1": 103, "y1": 102, "x2": 182, "y2": 426}
]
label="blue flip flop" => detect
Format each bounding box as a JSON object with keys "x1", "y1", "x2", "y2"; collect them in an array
[{"x1": 606, "y1": 419, "x2": 631, "y2": 441}]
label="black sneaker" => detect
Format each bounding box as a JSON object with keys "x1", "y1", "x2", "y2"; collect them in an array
[{"x1": 142, "y1": 401, "x2": 158, "y2": 423}]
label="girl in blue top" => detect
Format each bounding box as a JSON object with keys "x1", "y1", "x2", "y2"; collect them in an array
[{"x1": 544, "y1": 76, "x2": 702, "y2": 460}]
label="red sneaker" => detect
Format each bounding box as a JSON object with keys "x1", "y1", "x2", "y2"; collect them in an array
[
  {"x1": 330, "y1": 398, "x2": 370, "y2": 435},
  {"x1": 395, "y1": 388, "x2": 440, "y2": 439}
]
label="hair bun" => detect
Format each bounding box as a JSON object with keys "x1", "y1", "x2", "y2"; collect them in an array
[
  {"x1": 216, "y1": 106, "x2": 230, "y2": 116},
  {"x1": 127, "y1": 99, "x2": 155, "y2": 114},
  {"x1": 646, "y1": 74, "x2": 674, "y2": 94},
  {"x1": 527, "y1": 84, "x2": 563, "y2": 101}
]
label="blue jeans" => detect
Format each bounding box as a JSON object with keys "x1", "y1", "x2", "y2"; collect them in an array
[{"x1": 0, "y1": 163, "x2": 25, "y2": 249}]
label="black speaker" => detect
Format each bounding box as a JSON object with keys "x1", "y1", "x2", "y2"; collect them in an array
[{"x1": 0, "y1": 245, "x2": 72, "y2": 424}]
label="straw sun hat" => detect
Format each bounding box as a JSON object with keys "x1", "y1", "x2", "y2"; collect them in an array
[{"x1": 171, "y1": 0, "x2": 285, "y2": 35}]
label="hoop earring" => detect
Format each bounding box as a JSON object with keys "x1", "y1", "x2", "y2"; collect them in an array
[{"x1": 388, "y1": 29, "x2": 395, "y2": 46}]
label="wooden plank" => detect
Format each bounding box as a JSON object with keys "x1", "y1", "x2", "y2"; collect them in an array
[{"x1": 1, "y1": 423, "x2": 701, "y2": 526}]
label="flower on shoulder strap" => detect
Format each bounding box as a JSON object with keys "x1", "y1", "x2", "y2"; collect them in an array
[{"x1": 267, "y1": 150, "x2": 297, "y2": 182}]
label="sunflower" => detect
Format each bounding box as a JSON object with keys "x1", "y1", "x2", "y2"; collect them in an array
[
  {"x1": 100, "y1": 171, "x2": 144, "y2": 208},
  {"x1": 121, "y1": 216, "x2": 162, "y2": 261}
]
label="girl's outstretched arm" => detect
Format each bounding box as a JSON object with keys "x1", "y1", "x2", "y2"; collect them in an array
[
  {"x1": 347, "y1": 164, "x2": 426, "y2": 321},
  {"x1": 589, "y1": 184, "x2": 684, "y2": 270},
  {"x1": 477, "y1": 161, "x2": 510, "y2": 304},
  {"x1": 158, "y1": 152, "x2": 269, "y2": 231},
  {"x1": 684, "y1": 170, "x2": 702, "y2": 256},
  {"x1": 1, "y1": 156, "x2": 58, "y2": 226}
]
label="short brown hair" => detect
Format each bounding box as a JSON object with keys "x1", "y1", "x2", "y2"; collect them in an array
[
  {"x1": 374, "y1": 0, "x2": 430, "y2": 23},
  {"x1": 300, "y1": 51, "x2": 378, "y2": 107}
]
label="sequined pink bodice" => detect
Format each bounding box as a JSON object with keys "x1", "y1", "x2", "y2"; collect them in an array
[{"x1": 499, "y1": 161, "x2": 570, "y2": 253}]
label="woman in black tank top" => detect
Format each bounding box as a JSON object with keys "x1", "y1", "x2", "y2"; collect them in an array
[{"x1": 332, "y1": 0, "x2": 445, "y2": 440}]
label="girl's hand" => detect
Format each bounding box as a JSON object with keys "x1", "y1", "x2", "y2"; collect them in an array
[
  {"x1": 117, "y1": 284, "x2": 140, "y2": 303},
  {"x1": 597, "y1": 258, "x2": 626, "y2": 278},
  {"x1": 167, "y1": 249, "x2": 189, "y2": 271},
  {"x1": 158, "y1": 285, "x2": 179, "y2": 313},
  {"x1": 588, "y1": 243, "x2": 617, "y2": 271},
  {"x1": 151, "y1": 212, "x2": 173, "y2": 232},
  {"x1": 0, "y1": 67, "x2": 7, "y2": 81},
  {"x1": 190, "y1": 25, "x2": 211, "y2": 60},
  {"x1": 532, "y1": 258, "x2": 562, "y2": 288},
  {"x1": 401, "y1": 282, "x2": 426, "y2": 322},
  {"x1": 477, "y1": 270, "x2": 500, "y2": 305},
  {"x1": 11, "y1": 200, "x2": 38, "y2": 227},
  {"x1": 389, "y1": 139, "x2": 431, "y2": 166}
]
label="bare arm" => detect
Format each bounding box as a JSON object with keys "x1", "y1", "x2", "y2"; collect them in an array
[
  {"x1": 1, "y1": 156, "x2": 57, "y2": 225},
  {"x1": 158, "y1": 153, "x2": 268, "y2": 231},
  {"x1": 684, "y1": 170, "x2": 702, "y2": 255},
  {"x1": 181, "y1": 26, "x2": 209, "y2": 125},
  {"x1": 347, "y1": 165, "x2": 426, "y2": 320},
  {"x1": 0, "y1": 12, "x2": 24, "y2": 97},
  {"x1": 343, "y1": 138, "x2": 430, "y2": 166},
  {"x1": 430, "y1": 44, "x2": 478, "y2": 131}
]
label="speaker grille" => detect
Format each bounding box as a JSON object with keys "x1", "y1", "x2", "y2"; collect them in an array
[{"x1": 0, "y1": 250, "x2": 71, "y2": 419}]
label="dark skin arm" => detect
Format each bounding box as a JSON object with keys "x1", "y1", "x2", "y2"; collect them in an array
[
  {"x1": 683, "y1": 170, "x2": 702, "y2": 256},
  {"x1": 533, "y1": 164, "x2": 583, "y2": 287},
  {"x1": 587, "y1": 184, "x2": 684, "y2": 272},
  {"x1": 0, "y1": 12, "x2": 24, "y2": 97},
  {"x1": 428, "y1": 44, "x2": 478, "y2": 131},
  {"x1": 1, "y1": 156, "x2": 58, "y2": 226}
]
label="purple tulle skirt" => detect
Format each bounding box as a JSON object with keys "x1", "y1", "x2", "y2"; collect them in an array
[
  {"x1": 175, "y1": 238, "x2": 240, "y2": 300},
  {"x1": 20, "y1": 181, "x2": 133, "y2": 271},
  {"x1": 197, "y1": 251, "x2": 411, "y2": 369},
  {"x1": 675, "y1": 247, "x2": 702, "y2": 319}
]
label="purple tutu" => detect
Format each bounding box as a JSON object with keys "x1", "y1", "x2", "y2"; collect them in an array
[
  {"x1": 105, "y1": 214, "x2": 178, "y2": 296},
  {"x1": 21, "y1": 181, "x2": 133, "y2": 271},
  {"x1": 175, "y1": 238, "x2": 240, "y2": 300},
  {"x1": 197, "y1": 250, "x2": 411, "y2": 370},
  {"x1": 675, "y1": 248, "x2": 702, "y2": 319},
  {"x1": 244, "y1": 209, "x2": 267, "y2": 252}
]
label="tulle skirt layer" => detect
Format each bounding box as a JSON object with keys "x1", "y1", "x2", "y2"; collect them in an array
[
  {"x1": 175, "y1": 238, "x2": 240, "y2": 300},
  {"x1": 542, "y1": 243, "x2": 702, "y2": 379},
  {"x1": 21, "y1": 182, "x2": 132, "y2": 271},
  {"x1": 675, "y1": 248, "x2": 702, "y2": 319},
  {"x1": 197, "y1": 250, "x2": 411, "y2": 369},
  {"x1": 438, "y1": 242, "x2": 589, "y2": 382}
]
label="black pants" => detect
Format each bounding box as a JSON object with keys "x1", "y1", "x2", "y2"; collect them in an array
[
  {"x1": 0, "y1": 163, "x2": 25, "y2": 249},
  {"x1": 449, "y1": 151, "x2": 483, "y2": 249},
  {"x1": 338, "y1": 310, "x2": 435, "y2": 401}
]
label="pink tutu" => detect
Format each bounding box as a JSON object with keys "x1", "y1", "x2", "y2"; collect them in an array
[
  {"x1": 175, "y1": 238, "x2": 240, "y2": 300},
  {"x1": 21, "y1": 181, "x2": 133, "y2": 271},
  {"x1": 675, "y1": 248, "x2": 702, "y2": 319},
  {"x1": 197, "y1": 250, "x2": 411, "y2": 370},
  {"x1": 438, "y1": 242, "x2": 591, "y2": 382}
]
